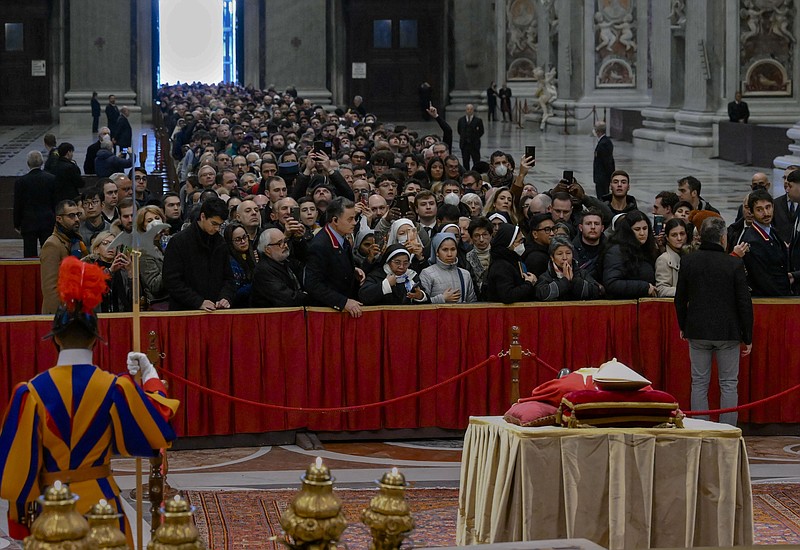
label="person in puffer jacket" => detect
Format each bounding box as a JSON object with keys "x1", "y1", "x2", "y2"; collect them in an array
[{"x1": 420, "y1": 233, "x2": 477, "y2": 303}]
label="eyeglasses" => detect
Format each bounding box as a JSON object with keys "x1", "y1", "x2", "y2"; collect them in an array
[
  {"x1": 86, "y1": 199, "x2": 101, "y2": 206},
  {"x1": 134, "y1": 175, "x2": 146, "y2": 181},
  {"x1": 59, "y1": 213, "x2": 80, "y2": 219},
  {"x1": 267, "y1": 238, "x2": 290, "y2": 247},
  {"x1": 534, "y1": 226, "x2": 556, "y2": 233},
  {"x1": 232, "y1": 235, "x2": 249, "y2": 244},
  {"x1": 99, "y1": 239, "x2": 115, "y2": 247}
]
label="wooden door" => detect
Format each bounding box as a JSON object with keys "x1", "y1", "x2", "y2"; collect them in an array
[
  {"x1": 0, "y1": 1, "x2": 51, "y2": 124},
  {"x1": 345, "y1": 0, "x2": 444, "y2": 121}
]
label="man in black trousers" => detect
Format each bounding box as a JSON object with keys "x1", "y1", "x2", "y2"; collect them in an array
[
  {"x1": 593, "y1": 121, "x2": 615, "y2": 198},
  {"x1": 675, "y1": 216, "x2": 753, "y2": 426},
  {"x1": 457, "y1": 104, "x2": 484, "y2": 171},
  {"x1": 13, "y1": 151, "x2": 56, "y2": 257}
]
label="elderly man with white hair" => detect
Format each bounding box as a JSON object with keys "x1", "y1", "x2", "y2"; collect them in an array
[
  {"x1": 250, "y1": 227, "x2": 309, "y2": 308},
  {"x1": 95, "y1": 138, "x2": 132, "y2": 178},
  {"x1": 14, "y1": 150, "x2": 57, "y2": 257}
]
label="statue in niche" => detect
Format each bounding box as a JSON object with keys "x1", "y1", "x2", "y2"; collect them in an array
[
  {"x1": 669, "y1": 0, "x2": 686, "y2": 27},
  {"x1": 615, "y1": 13, "x2": 637, "y2": 51},
  {"x1": 532, "y1": 66, "x2": 557, "y2": 130},
  {"x1": 506, "y1": 0, "x2": 537, "y2": 57},
  {"x1": 594, "y1": 12, "x2": 618, "y2": 52},
  {"x1": 740, "y1": 0, "x2": 764, "y2": 43},
  {"x1": 769, "y1": 1, "x2": 795, "y2": 43}
]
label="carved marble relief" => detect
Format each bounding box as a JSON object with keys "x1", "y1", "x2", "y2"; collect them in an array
[
  {"x1": 594, "y1": 0, "x2": 637, "y2": 88},
  {"x1": 740, "y1": 0, "x2": 794, "y2": 96},
  {"x1": 505, "y1": 0, "x2": 537, "y2": 80}
]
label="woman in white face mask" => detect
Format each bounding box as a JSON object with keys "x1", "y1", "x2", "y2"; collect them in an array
[
  {"x1": 135, "y1": 205, "x2": 171, "y2": 310},
  {"x1": 485, "y1": 222, "x2": 538, "y2": 304},
  {"x1": 387, "y1": 218, "x2": 428, "y2": 272}
]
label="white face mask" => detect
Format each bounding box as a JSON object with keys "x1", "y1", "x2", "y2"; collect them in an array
[
  {"x1": 494, "y1": 164, "x2": 508, "y2": 177},
  {"x1": 513, "y1": 243, "x2": 526, "y2": 256},
  {"x1": 397, "y1": 234, "x2": 409, "y2": 244},
  {"x1": 145, "y1": 219, "x2": 162, "y2": 231},
  {"x1": 443, "y1": 192, "x2": 460, "y2": 206}
]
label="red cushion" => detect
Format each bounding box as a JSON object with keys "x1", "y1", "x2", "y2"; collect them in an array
[
  {"x1": 504, "y1": 401, "x2": 558, "y2": 427},
  {"x1": 519, "y1": 372, "x2": 598, "y2": 407},
  {"x1": 558, "y1": 389, "x2": 682, "y2": 428}
]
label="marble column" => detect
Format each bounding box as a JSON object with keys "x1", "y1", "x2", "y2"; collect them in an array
[
  {"x1": 265, "y1": 0, "x2": 331, "y2": 105},
  {"x1": 575, "y1": 0, "x2": 650, "y2": 133},
  {"x1": 59, "y1": 0, "x2": 140, "y2": 130},
  {"x1": 549, "y1": 1, "x2": 583, "y2": 134},
  {"x1": 632, "y1": 0, "x2": 684, "y2": 150},
  {"x1": 664, "y1": 1, "x2": 724, "y2": 158},
  {"x1": 241, "y1": 0, "x2": 262, "y2": 89},
  {"x1": 448, "y1": 0, "x2": 496, "y2": 115}
]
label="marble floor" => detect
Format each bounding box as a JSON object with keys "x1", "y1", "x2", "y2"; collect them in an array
[{"x1": 0, "y1": 116, "x2": 774, "y2": 257}]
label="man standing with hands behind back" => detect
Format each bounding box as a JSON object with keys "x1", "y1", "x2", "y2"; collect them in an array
[
  {"x1": 675, "y1": 216, "x2": 753, "y2": 426},
  {"x1": 457, "y1": 104, "x2": 484, "y2": 171},
  {"x1": 593, "y1": 121, "x2": 615, "y2": 198}
]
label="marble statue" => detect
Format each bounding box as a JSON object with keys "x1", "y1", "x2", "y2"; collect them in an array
[
  {"x1": 615, "y1": 13, "x2": 637, "y2": 51},
  {"x1": 740, "y1": 0, "x2": 764, "y2": 43},
  {"x1": 533, "y1": 66, "x2": 557, "y2": 130},
  {"x1": 594, "y1": 12, "x2": 618, "y2": 52},
  {"x1": 770, "y1": 1, "x2": 795, "y2": 43},
  {"x1": 669, "y1": 0, "x2": 686, "y2": 27}
]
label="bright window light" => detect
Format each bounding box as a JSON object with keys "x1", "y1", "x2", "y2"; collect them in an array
[{"x1": 159, "y1": 0, "x2": 224, "y2": 85}]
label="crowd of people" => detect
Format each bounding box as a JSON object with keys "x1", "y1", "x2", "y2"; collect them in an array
[{"x1": 14, "y1": 82, "x2": 800, "y2": 316}]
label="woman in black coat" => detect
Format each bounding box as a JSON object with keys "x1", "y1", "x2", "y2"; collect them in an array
[
  {"x1": 485, "y1": 223, "x2": 537, "y2": 303},
  {"x1": 599, "y1": 210, "x2": 659, "y2": 298},
  {"x1": 358, "y1": 245, "x2": 429, "y2": 306},
  {"x1": 534, "y1": 236, "x2": 602, "y2": 301}
]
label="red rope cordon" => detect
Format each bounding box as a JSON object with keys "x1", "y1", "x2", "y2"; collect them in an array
[
  {"x1": 525, "y1": 352, "x2": 561, "y2": 375},
  {"x1": 683, "y1": 381, "x2": 800, "y2": 416},
  {"x1": 158, "y1": 355, "x2": 500, "y2": 413}
]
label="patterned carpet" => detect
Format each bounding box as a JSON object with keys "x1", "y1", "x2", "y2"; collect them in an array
[
  {"x1": 186, "y1": 484, "x2": 800, "y2": 549},
  {"x1": 185, "y1": 488, "x2": 458, "y2": 550}
]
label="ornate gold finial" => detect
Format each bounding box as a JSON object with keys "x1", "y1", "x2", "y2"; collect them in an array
[
  {"x1": 147, "y1": 495, "x2": 206, "y2": 549},
  {"x1": 278, "y1": 457, "x2": 347, "y2": 550},
  {"x1": 361, "y1": 467, "x2": 415, "y2": 550},
  {"x1": 87, "y1": 498, "x2": 129, "y2": 549},
  {"x1": 24, "y1": 480, "x2": 93, "y2": 549}
]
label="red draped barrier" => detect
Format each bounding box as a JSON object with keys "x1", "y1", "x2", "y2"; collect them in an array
[
  {"x1": 1, "y1": 299, "x2": 799, "y2": 439},
  {"x1": 0, "y1": 260, "x2": 42, "y2": 316}
]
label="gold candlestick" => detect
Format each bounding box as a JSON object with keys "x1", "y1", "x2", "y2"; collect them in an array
[
  {"x1": 279, "y1": 457, "x2": 347, "y2": 550},
  {"x1": 87, "y1": 499, "x2": 129, "y2": 549},
  {"x1": 24, "y1": 480, "x2": 92, "y2": 549},
  {"x1": 147, "y1": 495, "x2": 206, "y2": 550},
  {"x1": 361, "y1": 467, "x2": 415, "y2": 550}
]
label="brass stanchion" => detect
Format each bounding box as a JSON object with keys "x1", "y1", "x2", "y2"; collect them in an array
[
  {"x1": 146, "y1": 331, "x2": 168, "y2": 535},
  {"x1": 362, "y1": 468, "x2": 415, "y2": 550},
  {"x1": 24, "y1": 481, "x2": 92, "y2": 549},
  {"x1": 509, "y1": 326, "x2": 522, "y2": 405},
  {"x1": 87, "y1": 499, "x2": 129, "y2": 549}
]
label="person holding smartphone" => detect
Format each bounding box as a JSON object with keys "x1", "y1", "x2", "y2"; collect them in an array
[{"x1": 359, "y1": 245, "x2": 428, "y2": 305}]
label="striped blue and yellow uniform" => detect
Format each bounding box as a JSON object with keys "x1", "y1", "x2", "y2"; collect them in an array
[{"x1": 0, "y1": 363, "x2": 179, "y2": 540}]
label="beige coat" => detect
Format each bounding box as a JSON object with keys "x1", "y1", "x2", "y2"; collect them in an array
[
  {"x1": 655, "y1": 246, "x2": 681, "y2": 297},
  {"x1": 39, "y1": 230, "x2": 72, "y2": 314}
]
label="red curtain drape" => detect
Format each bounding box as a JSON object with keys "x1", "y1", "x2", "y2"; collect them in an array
[
  {"x1": 1, "y1": 300, "x2": 798, "y2": 437},
  {"x1": 0, "y1": 261, "x2": 42, "y2": 316}
]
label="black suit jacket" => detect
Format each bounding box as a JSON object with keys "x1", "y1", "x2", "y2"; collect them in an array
[
  {"x1": 106, "y1": 103, "x2": 120, "y2": 128},
  {"x1": 742, "y1": 224, "x2": 791, "y2": 296},
  {"x1": 593, "y1": 135, "x2": 615, "y2": 187},
  {"x1": 675, "y1": 242, "x2": 753, "y2": 344},
  {"x1": 304, "y1": 225, "x2": 358, "y2": 310},
  {"x1": 727, "y1": 100, "x2": 750, "y2": 123},
  {"x1": 457, "y1": 116, "x2": 484, "y2": 146},
  {"x1": 13, "y1": 168, "x2": 56, "y2": 233},
  {"x1": 251, "y1": 257, "x2": 308, "y2": 307},
  {"x1": 84, "y1": 140, "x2": 102, "y2": 175},
  {"x1": 113, "y1": 116, "x2": 132, "y2": 149},
  {"x1": 772, "y1": 194, "x2": 796, "y2": 244},
  {"x1": 50, "y1": 157, "x2": 84, "y2": 203}
]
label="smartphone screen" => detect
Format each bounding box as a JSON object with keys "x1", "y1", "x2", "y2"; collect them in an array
[
  {"x1": 396, "y1": 195, "x2": 410, "y2": 215},
  {"x1": 563, "y1": 170, "x2": 574, "y2": 183},
  {"x1": 524, "y1": 146, "x2": 536, "y2": 164},
  {"x1": 291, "y1": 206, "x2": 301, "y2": 222}
]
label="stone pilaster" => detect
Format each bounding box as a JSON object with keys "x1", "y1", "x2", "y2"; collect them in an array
[
  {"x1": 448, "y1": 0, "x2": 496, "y2": 115},
  {"x1": 60, "y1": 0, "x2": 140, "y2": 130},
  {"x1": 241, "y1": 0, "x2": 261, "y2": 89},
  {"x1": 265, "y1": 0, "x2": 331, "y2": 105}
]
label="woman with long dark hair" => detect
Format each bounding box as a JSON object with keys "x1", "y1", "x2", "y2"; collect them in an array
[
  {"x1": 600, "y1": 210, "x2": 658, "y2": 298},
  {"x1": 655, "y1": 218, "x2": 689, "y2": 297},
  {"x1": 224, "y1": 222, "x2": 257, "y2": 308}
]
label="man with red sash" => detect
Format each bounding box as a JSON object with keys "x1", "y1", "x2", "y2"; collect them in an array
[{"x1": 0, "y1": 256, "x2": 179, "y2": 544}]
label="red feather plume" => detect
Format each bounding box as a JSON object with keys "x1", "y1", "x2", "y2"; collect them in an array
[{"x1": 57, "y1": 257, "x2": 110, "y2": 313}]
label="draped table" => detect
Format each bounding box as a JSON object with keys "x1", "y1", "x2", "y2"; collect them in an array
[{"x1": 457, "y1": 416, "x2": 753, "y2": 550}]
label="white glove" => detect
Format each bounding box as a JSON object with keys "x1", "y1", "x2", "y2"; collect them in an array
[{"x1": 127, "y1": 352, "x2": 158, "y2": 383}]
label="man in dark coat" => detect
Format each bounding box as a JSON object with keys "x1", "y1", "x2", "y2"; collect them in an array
[
  {"x1": 675, "y1": 216, "x2": 753, "y2": 425},
  {"x1": 773, "y1": 167, "x2": 800, "y2": 244},
  {"x1": 48, "y1": 142, "x2": 84, "y2": 204},
  {"x1": 106, "y1": 94, "x2": 120, "y2": 129},
  {"x1": 456, "y1": 104, "x2": 484, "y2": 171},
  {"x1": 251, "y1": 227, "x2": 309, "y2": 308},
  {"x1": 91, "y1": 91, "x2": 101, "y2": 133},
  {"x1": 727, "y1": 92, "x2": 750, "y2": 123},
  {"x1": 741, "y1": 189, "x2": 792, "y2": 296},
  {"x1": 162, "y1": 197, "x2": 236, "y2": 311},
  {"x1": 113, "y1": 106, "x2": 133, "y2": 152},
  {"x1": 13, "y1": 151, "x2": 56, "y2": 257},
  {"x1": 83, "y1": 126, "x2": 111, "y2": 175},
  {"x1": 593, "y1": 121, "x2": 615, "y2": 198},
  {"x1": 304, "y1": 197, "x2": 364, "y2": 317}
]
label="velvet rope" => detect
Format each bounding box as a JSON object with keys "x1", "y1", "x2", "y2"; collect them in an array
[
  {"x1": 683, "y1": 381, "x2": 800, "y2": 416},
  {"x1": 158, "y1": 355, "x2": 500, "y2": 413}
]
